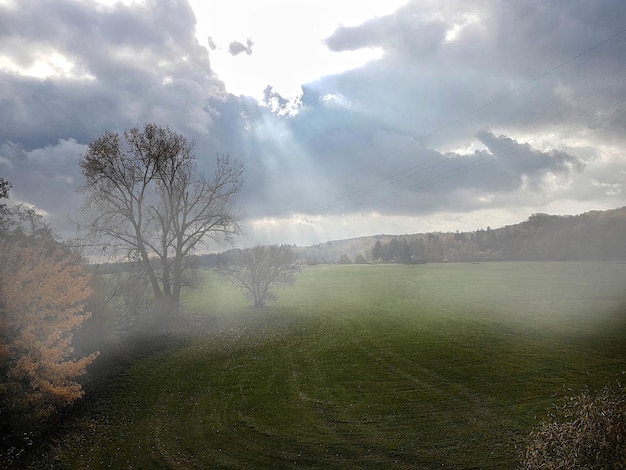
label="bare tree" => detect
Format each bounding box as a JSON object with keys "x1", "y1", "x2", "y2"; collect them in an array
[
  {"x1": 218, "y1": 245, "x2": 303, "y2": 307},
  {"x1": 79, "y1": 123, "x2": 243, "y2": 317}
]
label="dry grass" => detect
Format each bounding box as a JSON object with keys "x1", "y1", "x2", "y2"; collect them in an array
[{"x1": 523, "y1": 381, "x2": 626, "y2": 469}]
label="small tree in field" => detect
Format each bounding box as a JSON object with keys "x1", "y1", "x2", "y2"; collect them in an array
[{"x1": 218, "y1": 245, "x2": 302, "y2": 307}]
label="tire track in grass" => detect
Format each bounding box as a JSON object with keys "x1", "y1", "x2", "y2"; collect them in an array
[
  {"x1": 283, "y1": 347, "x2": 427, "y2": 468},
  {"x1": 310, "y1": 304, "x2": 527, "y2": 467},
  {"x1": 353, "y1": 337, "x2": 524, "y2": 465}
]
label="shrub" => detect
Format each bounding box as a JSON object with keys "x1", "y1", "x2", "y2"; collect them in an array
[
  {"x1": 523, "y1": 382, "x2": 626, "y2": 469},
  {"x1": 0, "y1": 240, "x2": 99, "y2": 467}
]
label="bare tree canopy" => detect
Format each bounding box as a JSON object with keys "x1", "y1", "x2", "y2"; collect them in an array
[
  {"x1": 218, "y1": 245, "x2": 302, "y2": 307},
  {"x1": 79, "y1": 123, "x2": 244, "y2": 317}
]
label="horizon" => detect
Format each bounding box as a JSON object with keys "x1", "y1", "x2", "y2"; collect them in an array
[{"x1": 82, "y1": 205, "x2": 623, "y2": 260}]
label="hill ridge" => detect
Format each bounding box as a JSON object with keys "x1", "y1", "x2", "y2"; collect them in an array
[{"x1": 292, "y1": 206, "x2": 626, "y2": 264}]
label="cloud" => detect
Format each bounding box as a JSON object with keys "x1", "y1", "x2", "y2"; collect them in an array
[
  {"x1": 0, "y1": 0, "x2": 234, "y2": 236},
  {"x1": 324, "y1": 5, "x2": 447, "y2": 58},
  {"x1": 0, "y1": 138, "x2": 88, "y2": 231},
  {"x1": 214, "y1": 93, "x2": 586, "y2": 222},
  {"x1": 320, "y1": 0, "x2": 626, "y2": 149},
  {"x1": 262, "y1": 85, "x2": 302, "y2": 116},
  {"x1": 0, "y1": 0, "x2": 226, "y2": 147},
  {"x1": 1, "y1": 0, "x2": 625, "y2": 245},
  {"x1": 228, "y1": 38, "x2": 254, "y2": 56}
]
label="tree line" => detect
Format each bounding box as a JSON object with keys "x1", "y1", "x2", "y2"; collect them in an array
[{"x1": 369, "y1": 209, "x2": 626, "y2": 264}]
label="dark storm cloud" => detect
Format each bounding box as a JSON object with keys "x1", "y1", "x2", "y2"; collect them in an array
[
  {"x1": 238, "y1": 106, "x2": 584, "y2": 218},
  {"x1": 0, "y1": 0, "x2": 225, "y2": 144},
  {"x1": 0, "y1": 138, "x2": 87, "y2": 230},
  {"x1": 475, "y1": 131, "x2": 583, "y2": 178},
  {"x1": 206, "y1": 73, "x2": 585, "y2": 220},
  {"x1": 0, "y1": 0, "x2": 232, "y2": 235}
]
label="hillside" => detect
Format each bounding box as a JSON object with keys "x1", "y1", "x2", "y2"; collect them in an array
[{"x1": 292, "y1": 207, "x2": 626, "y2": 264}]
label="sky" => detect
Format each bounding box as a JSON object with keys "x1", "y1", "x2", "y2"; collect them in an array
[{"x1": 1, "y1": 0, "x2": 626, "y2": 249}]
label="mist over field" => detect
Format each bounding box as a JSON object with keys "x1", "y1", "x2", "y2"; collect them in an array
[{"x1": 36, "y1": 262, "x2": 626, "y2": 468}]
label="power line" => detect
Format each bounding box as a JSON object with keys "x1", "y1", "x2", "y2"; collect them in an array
[
  {"x1": 494, "y1": 66, "x2": 626, "y2": 137},
  {"x1": 343, "y1": 101, "x2": 626, "y2": 214},
  {"x1": 422, "y1": 26, "x2": 626, "y2": 144},
  {"x1": 306, "y1": 68, "x2": 626, "y2": 216},
  {"x1": 302, "y1": 26, "x2": 626, "y2": 217}
]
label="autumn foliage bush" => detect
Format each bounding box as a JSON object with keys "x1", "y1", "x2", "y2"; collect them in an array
[
  {"x1": 523, "y1": 382, "x2": 626, "y2": 469},
  {"x1": 0, "y1": 239, "x2": 99, "y2": 465},
  {"x1": 0, "y1": 241, "x2": 98, "y2": 414}
]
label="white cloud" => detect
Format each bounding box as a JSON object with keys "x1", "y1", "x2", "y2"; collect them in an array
[
  {"x1": 0, "y1": 0, "x2": 17, "y2": 10},
  {"x1": 320, "y1": 93, "x2": 351, "y2": 107},
  {"x1": 592, "y1": 179, "x2": 622, "y2": 196},
  {"x1": 444, "y1": 13, "x2": 482, "y2": 43},
  {"x1": 0, "y1": 50, "x2": 94, "y2": 80}
]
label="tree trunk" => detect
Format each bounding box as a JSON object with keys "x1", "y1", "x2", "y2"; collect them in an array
[
  {"x1": 170, "y1": 247, "x2": 184, "y2": 317},
  {"x1": 161, "y1": 255, "x2": 171, "y2": 292},
  {"x1": 138, "y1": 242, "x2": 162, "y2": 301},
  {"x1": 159, "y1": 293, "x2": 178, "y2": 319}
]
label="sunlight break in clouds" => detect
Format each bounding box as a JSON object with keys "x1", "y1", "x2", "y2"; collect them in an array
[{"x1": 188, "y1": 0, "x2": 406, "y2": 100}]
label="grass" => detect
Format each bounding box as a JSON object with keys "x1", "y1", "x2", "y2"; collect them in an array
[{"x1": 31, "y1": 262, "x2": 626, "y2": 469}]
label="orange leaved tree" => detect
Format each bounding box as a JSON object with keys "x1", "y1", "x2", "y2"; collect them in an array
[{"x1": 0, "y1": 240, "x2": 98, "y2": 418}]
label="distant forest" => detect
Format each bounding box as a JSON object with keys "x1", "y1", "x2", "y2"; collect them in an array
[
  {"x1": 179, "y1": 207, "x2": 626, "y2": 268},
  {"x1": 365, "y1": 207, "x2": 626, "y2": 264}
]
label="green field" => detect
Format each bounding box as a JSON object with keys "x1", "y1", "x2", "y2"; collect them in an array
[{"x1": 34, "y1": 262, "x2": 626, "y2": 469}]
